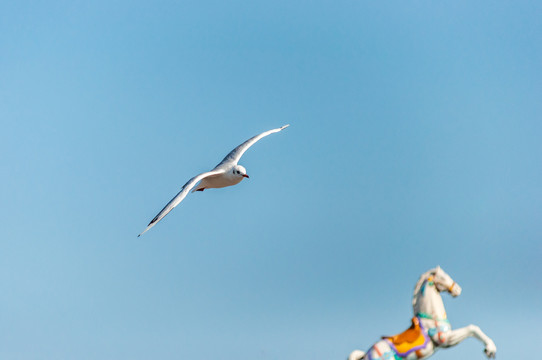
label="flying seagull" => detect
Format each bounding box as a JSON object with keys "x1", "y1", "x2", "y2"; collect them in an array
[{"x1": 138, "y1": 124, "x2": 290, "y2": 237}]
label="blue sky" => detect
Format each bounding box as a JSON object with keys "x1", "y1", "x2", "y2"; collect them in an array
[{"x1": 1, "y1": 1, "x2": 541, "y2": 359}]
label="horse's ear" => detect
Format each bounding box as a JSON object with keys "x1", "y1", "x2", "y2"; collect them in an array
[{"x1": 435, "y1": 265, "x2": 441, "y2": 273}]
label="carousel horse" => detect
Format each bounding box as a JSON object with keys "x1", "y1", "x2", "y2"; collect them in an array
[{"x1": 348, "y1": 266, "x2": 497, "y2": 360}]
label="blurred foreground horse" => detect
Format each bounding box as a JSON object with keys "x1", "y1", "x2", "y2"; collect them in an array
[{"x1": 348, "y1": 266, "x2": 496, "y2": 360}]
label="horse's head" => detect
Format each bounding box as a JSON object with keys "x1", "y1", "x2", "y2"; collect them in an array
[
  {"x1": 412, "y1": 266, "x2": 463, "y2": 319},
  {"x1": 432, "y1": 266, "x2": 462, "y2": 297}
]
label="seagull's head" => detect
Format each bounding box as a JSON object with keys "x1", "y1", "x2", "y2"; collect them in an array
[{"x1": 232, "y1": 165, "x2": 249, "y2": 179}]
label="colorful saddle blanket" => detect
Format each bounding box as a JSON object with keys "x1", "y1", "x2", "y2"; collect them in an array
[{"x1": 382, "y1": 317, "x2": 430, "y2": 357}]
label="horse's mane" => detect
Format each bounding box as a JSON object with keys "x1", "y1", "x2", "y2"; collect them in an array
[{"x1": 412, "y1": 267, "x2": 437, "y2": 310}]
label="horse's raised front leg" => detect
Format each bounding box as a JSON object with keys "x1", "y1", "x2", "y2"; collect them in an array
[{"x1": 440, "y1": 325, "x2": 497, "y2": 358}]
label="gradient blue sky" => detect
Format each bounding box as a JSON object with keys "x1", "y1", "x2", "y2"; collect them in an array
[{"x1": 1, "y1": 1, "x2": 541, "y2": 359}]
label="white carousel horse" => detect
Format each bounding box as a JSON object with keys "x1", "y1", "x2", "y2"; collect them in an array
[{"x1": 348, "y1": 266, "x2": 497, "y2": 360}]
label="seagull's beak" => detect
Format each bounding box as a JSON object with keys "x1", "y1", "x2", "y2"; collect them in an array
[{"x1": 243, "y1": 174, "x2": 249, "y2": 178}]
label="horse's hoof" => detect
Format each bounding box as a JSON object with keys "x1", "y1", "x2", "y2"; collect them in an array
[{"x1": 484, "y1": 348, "x2": 496, "y2": 358}]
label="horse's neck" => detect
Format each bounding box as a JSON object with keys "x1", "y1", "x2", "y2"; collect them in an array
[{"x1": 415, "y1": 284, "x2": 447, "y2": 319}]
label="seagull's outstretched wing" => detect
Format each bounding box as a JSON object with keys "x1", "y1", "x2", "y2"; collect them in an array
[
  {"x1": 215, "y1": 124, "x2": 289, "y2": 168},
  {"x1": 138, "y1": 169, "x2": 226, "y2": 237}
]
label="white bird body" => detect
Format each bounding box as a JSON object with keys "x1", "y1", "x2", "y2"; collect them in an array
[
  {"x1": 138, "y1": 124, "x2": 289, "y2": 237},
  {"x1": 192, "y1": 170, "x2": 243, "y2": 192}
]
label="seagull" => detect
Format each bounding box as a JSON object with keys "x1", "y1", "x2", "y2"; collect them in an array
[{"x1": 138, "y1": 124, "x2": 289, "y2": 237}]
